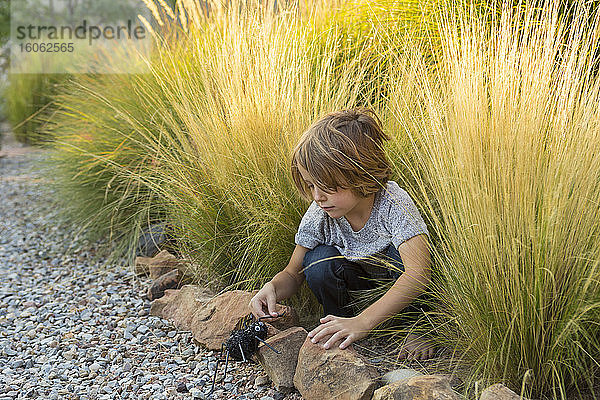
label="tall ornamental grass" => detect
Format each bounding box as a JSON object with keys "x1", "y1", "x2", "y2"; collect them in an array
[
  {"x1": 41, "y1": 1, "x2": 390, "y2": 310},
  {"x1": 384, "y1": 2, "x2": 600, "y2": 398},
  {"x1": 139, "y1": 2, "x2": 387, "y2": 314},
  {"x1": 4, "y1": 72, "x2": 65, "y2": 145},
  {"x1": 41, "y1": 66, "x2": 179, "y2": 261},
  {"x1": 39, "y1": 0, "x2": 449, "y2": 283}
]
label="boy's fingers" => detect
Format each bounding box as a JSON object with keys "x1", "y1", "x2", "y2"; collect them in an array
[
  {"x1": 313, "y1": 332, "x2": 333, "y2": 345},
  {"x1": 313, "y1": 324, "x2": 338, "y2": 344},
  {"x1": 248, "y1": 299, "x2": 258, "y2": 316},
  {"x1": 266, "y1": 295, "x2": 278, "y2": 317},
  {"x1": 339, "y1": 336, "x2": 353, "y2": 349},
  {"x1": 320, "y1": 315, "x2": 334, "y2": 323},
  {"x1": 323, "y1": 331, "x2": 344, "y2": 349},
  {"x1": 249, "y1": 298, "x2": 268, "y2": 318},
  {"x1": 310, "y1": 326, "x2": 329, "y2": 342},
  {"x1": 308, "y1": 324, "x2": 323, "y2": 339}
]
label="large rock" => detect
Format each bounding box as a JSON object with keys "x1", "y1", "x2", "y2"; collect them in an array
[
  {"x1": 150, "y1": 285, "x2": 214, "y2": 328},
  {"x1": 372, "y1": 375, "x2": 459, "y2": 400},
  {"x1": 268, "y1": 307, "x2": 300, "y2": 331},
  {"x1": 147, "y1": 269, "x2": 190, "y2": 301},
  {"x1": 135, "y1": 250, "x2": 187, "y2": 279},
  {"x1": 255, "y1": 327, "x2": 307, "y2": 391},
  {"x1": 293, "y1": 336, "x2": 379, "y2": 400},
  {"x1": 480, "y1": 384, "x2": 526, "y2": 400},
  {"x1": 150, "y1": 287, "x2": 298, "y2": 350}
]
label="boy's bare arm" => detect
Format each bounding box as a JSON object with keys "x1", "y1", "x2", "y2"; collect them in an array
[
  {"x1": 269, "y1": 244, "x2": 308, "y2": 301},
  {"x1": 359, "y1": 233, "x2": 431, "y2": 329},
  {"x1": 249, "y1": 244, "x2": 308, "y2": 317}
]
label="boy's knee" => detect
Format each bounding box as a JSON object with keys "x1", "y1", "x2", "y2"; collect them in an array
[
  {"x1": 303, "y1": 245, "x2": 342, "y2": 286},
  {"x1": 303, "y1": 244, "x2": 340, "y2": 266},
  {"x1": 381, "y1": 244, "x2": 404, "y2": 278}
]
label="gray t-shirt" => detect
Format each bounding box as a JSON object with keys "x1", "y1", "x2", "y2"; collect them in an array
[{"x1": 294, "y1": 181, "x2": 429, "y2": 262}]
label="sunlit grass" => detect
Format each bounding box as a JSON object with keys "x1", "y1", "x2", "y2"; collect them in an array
[
  {"x1": 383, "y1": 1, "x2": 600, "y2": 398},
  {"x1": 41, "y1": 68, "x2": 178, "y2": 262},
  {"x1": 141, "y1": 2, "x2": 386, "y2": 316}
]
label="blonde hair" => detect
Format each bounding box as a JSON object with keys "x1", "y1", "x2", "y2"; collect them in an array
[{"x1": 291, "y1": 108, "x2": 392, "y2": 200}]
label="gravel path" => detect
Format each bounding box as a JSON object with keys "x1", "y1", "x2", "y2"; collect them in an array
[{"x1": 0, "y1": 145, "x2": 294, "y2": 399}]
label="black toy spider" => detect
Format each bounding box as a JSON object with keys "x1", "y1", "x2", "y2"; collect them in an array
[{"x1": 209, "y1": 312, "x2": 284, "y2": 395}]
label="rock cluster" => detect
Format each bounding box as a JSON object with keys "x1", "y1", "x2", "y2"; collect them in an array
[
  {"x1": 150, "y1": 287, "x2": 298, "y2": 350},
  {"x1": 151, "y1": 285, "x2": 529, "y2": 400}
]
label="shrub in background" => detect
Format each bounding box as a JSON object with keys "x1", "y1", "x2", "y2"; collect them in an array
[{"x1": 4, "y1": 72, "x2": 66, "y2": 145}]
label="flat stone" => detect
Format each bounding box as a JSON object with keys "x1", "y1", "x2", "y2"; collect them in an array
[
  {"x1": 89, "y1": 363, "x2": 101, "y2": 373},
  {"x1": 372, "y1": 375, "x2": 459, "y2": 400},
  {"x1": 135, "y1": 250, "x2": 186, "y2": 279},
  {"x1": 147, "y1": 269, "x2": 190, "y2": 301},
  {"x1": 381, "y1": 368, "x2": 424, "y2": 385},
  {"x1": 151, "y1": 287, "x2": 297, "y2": 350},
  {"x1": 255, "y1": 375, "x2": 271, "y2": 386},
  {"x1": 150, "y1": 285, "x2": 213, "y2": 327},
  {"x1": 189, "y1": 387, "x2": 204, "y2": 399},
  {"x1": 293, "y1": 336, "x2": 378, "y2": 400},
  {"x1": 480, "y1": 383, "x2": 527, "y2": 400}
]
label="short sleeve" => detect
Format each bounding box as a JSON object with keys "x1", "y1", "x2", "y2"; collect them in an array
[
  {"x1": 384, "y1": 186, "x2": 429, "y2": 248},
  {"x1": 294, "y1": 201, "x2": 326, "y2": 250}
]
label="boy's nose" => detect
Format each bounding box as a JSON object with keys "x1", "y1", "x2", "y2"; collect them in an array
[{"x1": 313, "y1": 188, "x2": 327, "y2": 202}]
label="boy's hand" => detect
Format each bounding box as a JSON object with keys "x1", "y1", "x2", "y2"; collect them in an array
[
  {"x1": 307, "y1": 315, "x2": 370, "y2": 350},
  {"x1": 248, "y1": 282, "x2": 279, "y2": 319}
]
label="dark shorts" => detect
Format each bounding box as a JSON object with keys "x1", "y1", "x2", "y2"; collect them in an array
[{"x1": 302, "y1": 244, "x2": 432, "y2": 322}]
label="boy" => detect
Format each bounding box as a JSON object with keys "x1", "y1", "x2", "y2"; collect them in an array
[{"x1": 249, "y1": 108, "x2": 433, "y2": 360}]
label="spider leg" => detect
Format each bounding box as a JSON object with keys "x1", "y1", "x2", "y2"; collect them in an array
[
  {"x1": 223, "y1": 348, "x2": 230, "y2": 382},
  {"x1": 258, "y1": 309, "x2": 286, "y2": 321},
  {"x1": 238, "y1": 343, "x2": 247, "y2": 362},
  {"x1": 254, "y1": 336, "x2": 280, "y2": 354},
  {"x1": 209, "y1": 356, "x2": 219, "y2": 395},
  {"x1": 209, "y1": 344, "x2": 226, "y2": 396}
]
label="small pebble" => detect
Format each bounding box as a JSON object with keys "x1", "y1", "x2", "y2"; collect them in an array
[
  {"x1": 255, "y1": 375, "x2": 270, "y2": 387},
  {"x1": 176, "y1": 381, "x2": 188, "y2": 393}
]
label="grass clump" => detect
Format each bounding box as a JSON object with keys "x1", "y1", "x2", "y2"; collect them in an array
[
  {"x1": 41, "y1": 68, "x2": 180, "y2": 262},
  {"x1": 4, "y1": 72, "x2": 66, "y2": 145},
  {"x1": 141, "y1": 2, "x2": 386, "y2": 314},
  {"x1": 384, "y1": 1, "x2": 600, "y2": 398}
]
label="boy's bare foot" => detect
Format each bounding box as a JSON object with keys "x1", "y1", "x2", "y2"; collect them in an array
[{"x1": 398, "y1": 333, "x2": 435, "y2": 361}]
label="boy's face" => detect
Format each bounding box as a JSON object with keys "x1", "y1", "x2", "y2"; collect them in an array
[{"x1": 298, "y1": 166, "x2": 373, "y2": 222}]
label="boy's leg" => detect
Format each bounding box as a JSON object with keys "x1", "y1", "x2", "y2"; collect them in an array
[
  {"x1": 353, "y1": 245, "x2": 432, "y2": 319},
  {"x1": 303, "y1": 245, "x2": 370, "y2": 318}
]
